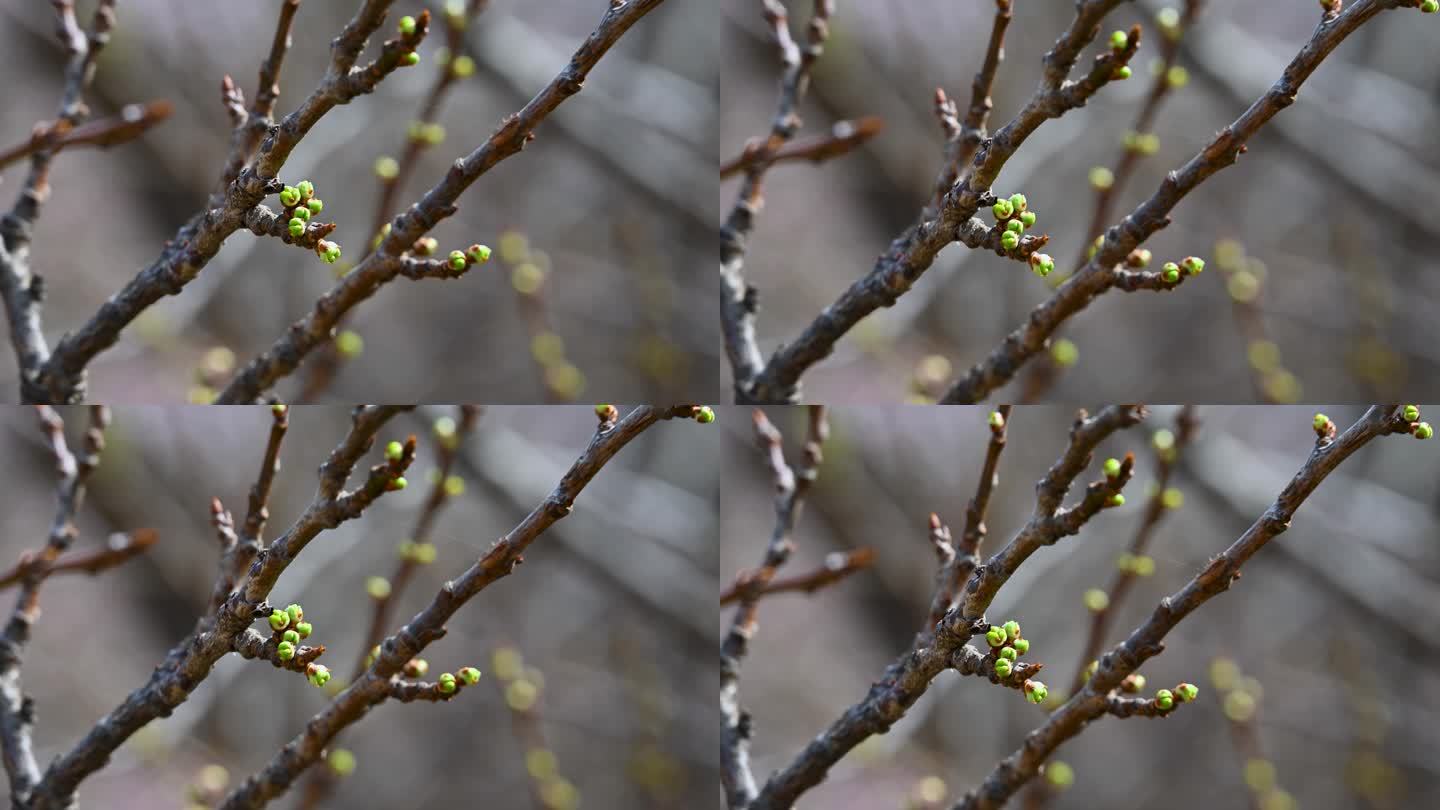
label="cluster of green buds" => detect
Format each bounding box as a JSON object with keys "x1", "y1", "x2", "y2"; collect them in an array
[
  {"x1": 1401, "y1": 404, "x2": 1432, "y2": 439},
  {"x1": 396, "y1": 15, "x2": 424, "y2": 66},
  {"x1": 1123, "y1": 130, "x2": 1161, "y2": 156},
  {"x1": 1159, "y1": 255, "x2": 1204, "y2": 285},
  {"x1": 985, "y1": 619, "x2": 1032, "y2": 680},
  {"x1": 990, "y1": 193, "x2": 1038, "y2": 254},
  {"x1": 1115, "y1": 552, "x2": 1156, "y2": 576},
  {"x1": 1109, "y1": 30, "x2": 1134, "y2": 80},
  {"x1": 397, "y1": 539, "x2": 438, "y2": 564},
  {"x1": 435, "y1": 667, "x2": 483, "y2": 695},
  {"x1": 1023, "y1": 678, "x2": 1049, "y2": 704},
  {"x1": 442, "y1": 244, "x2": 493, "y2": 272},
  {"x1": 268, "y1": 604, "x2": 313, "y2": 663},
  {"x1": 408, "y1": 120, "x2": 447, "y2": 146},
  {"x1": 1154, "y1": 682, "x2": 1199, "y2": 711},
  {"x1": 306, "y1": 662, "x2": 331, "y2": 688}
]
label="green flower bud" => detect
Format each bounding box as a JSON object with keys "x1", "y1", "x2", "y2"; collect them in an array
[
  {"x1": 327, "y1": 748, "x2": 356, "y2": 777},
  {"x1": 1132, "y1": 555, "x2": 1155, "y2": 576},
  {"x1": 1103, "y1": 457, "x2": 1121, "y2": 478},
  {"x1": 398, "y1": 15, "x2": 417, "y2": 35},
  {"x1": 1313, "y1": 413, "x2": 1330, "y2": 431},
  {"x1": 404, "y1": 658, "x2": 430, "y2": 678},
  {"x1": 1029, "y1": 253, "x2": 1055, "y2": 278},
  {"x1": 1001, "y1": 230, "x2": 1020, "y2": 251},
  {"x1": 1126, "y1": 673, "x2": 1147, "y2": 692},
  {"x1": 413, "y1": 543, "x2": 437, "y2": 564},
  {"x1": 438, "y1": 672, "x2": 457, "y2": 694},
  {"x1": 385, "y1": 440, "x2": 404, "y2": 461},
  {"x1": 279, "y1": 186, "x2": 301, "y2": 208},
  {"x1": 448, "y1": 250, "x2": 468, "y2": 271},
  {"x1": 1403, "y1": 405, "x2": 1420, "y2": 422},
  {"x1": 1083, "y1": 589, "x2": 1109, "y2": 612},
  {"x1": 1415, "y1": 422, "x2": 1434, "y2": 440},
  {"x1": 402, "y1": 52, "x2": 420, "y2": 67},
  {"x1": 1002, "y1": 620, "x2": 1021, "y2": 641},
  {"x1": 365, "y1": 576, "x2": 392, "y2": 600},
  {"x1": 277, "y1": 640, "x2": 296, "y2": 661},
  {"x1": 986, "y1": 626, "x2": 1008, "y2": 648},
  {"x1": 1423, "y1": 0, "x2": 1438, "y2": 12},
  {"x1": 296, "y1": 180, "x2": 314, "y2": 201},
  {"x1": 1155, "y1": 689, "x2": 1174, "y2": 710},
  {"x1": 458, "y1": 667, "x2": 482, "y2": 685},
  {"x1": 1108, "y1": 493, "x2": 1126, "y2": 507},
  {"x1": 1006, "y1": 219, "x2": 1025, "y2": 235},
  {"x1": 1089, "y1": 166, "x2": 1115, "y2": 191},
  {"x1": 294, "y1": 622, "x2": 312, "y2": 639},
  {"x1": 1050, "y1": 338, "x2": 1079, "y2": 367},
  {"x1": 1019, "y1": 211, "x2": 1037, "y2": 228},
  {"x1": 999, "y1": 646, "x2": 1017, "y2": 662},
  {"x1": 1110, "y1": 30, "x2": 1129, "y2": 51},
  {"x1": 452, "y1": 55, "x2": 476, "y2": 78},
  {"x1": 443, "y1": 475, "x2": 464, "y2": 497},
  {"x1": 389, "y1": 476, "x2": 408, "y2": 491},
  {"x1": 307, "y1": 199, "x2": 324, "y2": 215},
  {"x1": 285, "y1": 604, "x2": 303, "y2": 623},
  {"x1": 696, "y1": 406, "x2": 716, "y2": 424},
  {"x1": 1181, "y1": 256, "x2": 1205, "y2": 274},
  {"x1": 271, "y1": 404, "x2": 288, "y2": 416},
  {"x1": 307, "y1": 663, "x2": 331, "y2": 688},
  {"x1": 319, "y1": 241, "x2": 341, "y2": 264},
  {"x1": 288, "y1": 218, "x2": 305, "y2": 238},
  {"x1": 269, "y1": 610, "x2": 290, "y2": 631},
  {"x1": 994, "y1": 657, "x2": 1014, "y2": 678},
  {"x1": 466, "y1": 244, "x2": 492, "y2": 264},
  {"x1": 1167, "y1": 66, "x2": 1190, "y2": 89},
  {"x1": 989, "y1": 411, "x2": 1005, "y2": 429},
  {"x1": 282, "y1": 630, "x2": 300, "y2": 645},
  {"x1": 1176, "y1": 682, "x2": 1199, "y2": 702},
  {"x1": 1008, "y1": 193, "x2": 1028, "y2": 213},
  {"x1": 374, "y1": 156, "x2": 399, "y2": 180},
  {"x1": 335, "y1": 330, "x2": 363, "y2": 358},
  {"x1": 1162, "y1": 266, "x2": 1180, "y2": 284},
  {"x1": 1113, "y1": 65, "x2": 1132, "y2": 80},
  {"x1": 1024, "y1": 679, "x2": 1048, "y2": 704},
  {"x1": 1012, "y1": 638, "x2": 1030, "y2": 656},
  {"x1": 992, "y1": 199, "x2": 1014, "y2": 220},
  {"x1": 1045, "y1": 761, "x2": 1074, "y2": 790}
]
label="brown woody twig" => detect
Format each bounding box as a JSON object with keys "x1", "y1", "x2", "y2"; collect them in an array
[
  {"x1": 720, "y1": 547, "x2": 873, "y2": 606},
  {"x1": 720, "y1": 116, "x2": 884, "y2": 179}
]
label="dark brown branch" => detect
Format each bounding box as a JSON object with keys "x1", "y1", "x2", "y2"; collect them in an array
[
  {"x1": 748, "y1": 406, "x2": 1141, "y2": 810},
  {"x1": 952, "y1": 405, "x2": 1412, "y2": 810},
  {"x1": 925, "y1": 406, "x2": 1012, "y2": 639},
  {"x1": 926, "y1": 0, "x2": 1013, "y2": 217},
  {"x1": 1068, "y1": 406, "x2": 1198, "y2": 695},
  {"x1": 721, "y1": 0, "x2": 836, "y2": 397},
  {"x1": 720, "y1": 547, "x2": 873, "y2": 606},
  {"x1": 938, "y1": 0, "x2": 1410, "y2": 402},
  {"x1": 720, "y1": 116, "x2": 883, "y2": 179},
  {"x1": 0, "y1": 100, "x2": 172, "y2": 171},
  {"x1": 215, "y1": 405, "x2": 697, "y2": 809},
  {"x1": 24, "y1": 407, "x2": 410, "y2": 810},
  {"x1": 722, "y1": 406, "x2": 829, "y2": 809},
  {"x1": 216, "y1": 0, "x2": 667, "y2": 403},
  {"x1": 0, "y1": 529, "x2": 156, "y2": 592}
]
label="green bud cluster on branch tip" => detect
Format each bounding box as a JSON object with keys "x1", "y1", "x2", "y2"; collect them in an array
[
  {"x1": 1415, "y1": 422, "x2": 1434, "y2": 440},
  {"x1": 385, "y1": 440, "x2": 404, "y2": 461},
  {"x1": 1110, "y1": 30, "x2": 1129, "y2": 51},
  {"x1": 448, "y1": 250, "x2": 467, "y2": 271},
  {"x1": 1162, "y1": 262, "x2": 1180, "y2": 284},
  {"x1": 438, "y1": 673, "x2": 457, "y2": 693},
  {"x1": 458, "y1": 667, "x2": 482, "y2": 685},
  {"x1": 399, "y1": 15, "x2": 417, "y2": 35},
  {"x1": 1023, "y1": 679, "x2": 1048, "y2": 704},
  {"x1": 307, "y1": 663, "x2": 331, "y2": 688},
  {"x1": 317, "y1": 240, "x2": 341, "y2": 264},
  {"x1": 994, "y1": 657, "x2": 1013, "y2": 678},
  {"x1": 467, "y1": 244, "x2": 492, "y2": 264},
  {"x1": 1313, "y1": 413, "x2": 1330, "y2": 431},
  {"x1": 1103, "y1": 457, "x2": 1121, "y2": 478},
  {"x1": 1176, "y1": 682, "x2": 1199, "y2": 702},
  {"x1": 1028, "y1": 253, "x2": 1055, "y2": 278},
  {"x1": 277, "y1": 641, "x2": 296, "y2": 661},
  {"x1": 1403, "y1": 405, "x2": 1420, "y2": 422},
  {"x1": 1181, "y1": 256, "x2": 1205, "y2": 274},
  {"x1": 988, "y1": 410, "x2": 1005, "y2": 428},
  {"x1": 695, "y1": 406, "x2": 716, "y2": 423},
  {"x1": 1155, "y1": 689, "x2": 1175, "y2": 710}
]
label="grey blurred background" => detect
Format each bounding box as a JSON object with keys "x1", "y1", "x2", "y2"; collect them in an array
[
  {"x1": 0, "y1": 405, "x2": 718, "y2": 808},
  {"x1": 721, "y1": 405, "x2": 1440, "y2": 809},
  {"x1": 0, "y1": 0, "x2": 717, "y2": 402},
  {"x1": 721, "y1": 0, "x2": 1440, "y2": 403}
]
